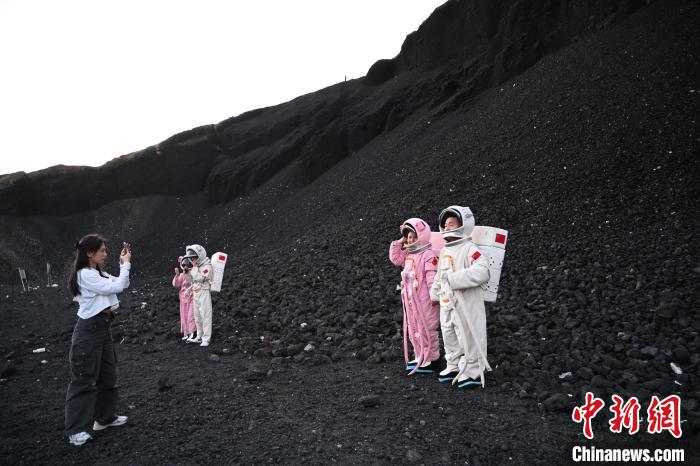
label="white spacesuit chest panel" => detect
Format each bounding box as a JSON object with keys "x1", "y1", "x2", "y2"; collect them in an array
[
  {"x1": 404, "y1": 257, "x2": 415, "y2": 272},
  {"x1": 440, "y1": 255, "x2": 455, "y2": 272},
  {"x1": 401, "y1": 257, "x2": 416, "y2": 286}
]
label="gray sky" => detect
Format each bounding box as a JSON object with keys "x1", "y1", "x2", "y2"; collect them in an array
[{"x1": 0, "y1": 0, "x2": 446, "y2": 175}]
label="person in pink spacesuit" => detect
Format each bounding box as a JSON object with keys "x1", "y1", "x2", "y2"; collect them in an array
[
  {"x1": 389, "y1": 218, "x2": 441, "y2": 374},
  {"x1": 183, "y1": 244, "x2": 214, "y2": 347},
  {"x1": 430, "y1": 206, "x2": 491, "y2": 389},
  {"x1": 172, "y1": 256, "x2": 195, "y2": 342}
]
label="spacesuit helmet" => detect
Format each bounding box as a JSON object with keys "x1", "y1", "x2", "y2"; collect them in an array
[
  {"x1": 400, "y1": 218, "x2": 432, "y2": 252},
  {"x1": 178, "y1": 256, "x2": 193, "y2": 271},
  {"x1": 184, "y1": 244, "x2": 207, "y2": 264},
  {"x1": 438, "y1": 206, "x2": 475, "y2": 240}
]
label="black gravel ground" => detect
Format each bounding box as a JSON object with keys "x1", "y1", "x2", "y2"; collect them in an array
[
  {"x1": 2, "y1": 287, "x2": 696, "y2": 464},
  {"x1": 1, "y1": 0, "x2": 699, "y2": 464}
]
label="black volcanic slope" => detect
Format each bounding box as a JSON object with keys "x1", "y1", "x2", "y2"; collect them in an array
[{"x1": 1, "y1": 0, "x2": 699, "y2": 463}]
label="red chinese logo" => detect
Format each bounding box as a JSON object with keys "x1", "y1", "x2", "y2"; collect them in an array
[
  {"x1": 647, "y1": 395, "x2": 682, "y2": 438},
  {"x1": 572, "y1": 393, "x2": 683, "y2": 439},
  {"x1": 572, "y1": 392, "x2": 605, "y2": 439},
  {"x1": 609, "y1": 395, "x2": 641, "y2": 435}
]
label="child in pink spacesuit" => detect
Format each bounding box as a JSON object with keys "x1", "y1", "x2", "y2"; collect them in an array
[
  {"x1": 389, "y1": 218, "x2": 441, "y2": 374},
  {"x1": 172, "y1": 256, "x2": 195, "y2": 341}
]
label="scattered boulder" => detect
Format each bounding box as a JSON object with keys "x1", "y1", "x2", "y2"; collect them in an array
[
  {"x1": 406, "y1": 449, "x2": 423, "y2": 463},
  {"x1": 157, "y1": 377, "x2": 173, "y2": 392},
  {"x1": 1, "y1": 364, "x2": 17, "y2": 378},
  {"x1": 244, "y1": 369, "x2": 267, "y2": 382},
  {"x1": 543, "y1": 393, "x2": 570, "y2": 412},
  {"x1": 359, "y1": 394, "x2": 380, "y2": 408},
  {"x1": 311, "y1": 354, "x2": 332, "y2": 365}
]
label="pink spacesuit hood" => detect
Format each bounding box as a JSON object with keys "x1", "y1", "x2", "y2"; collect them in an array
[
  {"x1": 438, "y1": 205, "x2": 475, "y2": 240},
  {"x1": 400, "y1": 218, "x2": 432, "y2": 252}
]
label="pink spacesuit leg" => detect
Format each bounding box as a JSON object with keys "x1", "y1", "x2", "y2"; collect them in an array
[{"x1": 179, "y1": 291, "x2": 188, "y2": 337}]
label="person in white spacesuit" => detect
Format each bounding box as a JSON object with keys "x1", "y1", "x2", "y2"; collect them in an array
[
  {"x1": 184, "y1": 244, "x2": 214, "y2": 347},
  {"x1": 430, "y1": 206, "x2": 491, "y2": 389}
]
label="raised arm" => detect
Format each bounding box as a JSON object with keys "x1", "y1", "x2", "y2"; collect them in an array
[
  {"x1": 80, "y1": 263, "x2": 131, "y2": 295},
  {"x1": 172, "y1": 269, "x2": 185, "y2": 288},
  {"x1": 389, "y1": 240, "x2": 408, "y2": 267}
]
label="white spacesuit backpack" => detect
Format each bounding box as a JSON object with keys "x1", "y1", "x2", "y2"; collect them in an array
[
  {"x1": 437, "y1": 205, "x2": 508, "y2": 303},
  {"x1": 470, "y1": 226, "x2": 508, "y2": 302},
  {"x1": 209, "y1": 252, "x2": 228, "y2": 293}
]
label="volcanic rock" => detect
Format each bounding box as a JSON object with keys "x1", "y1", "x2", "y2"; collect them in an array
[
  {"x1": 244, "y1": 369, "x2": 267, "y2": 382},
  {"x1": 406, "y1": 449, "x2": 423, "y2": 463},
  {"x1": 672, "y1": 347, "x2": 690, "y2": 363},
  {"x1": 359, "y1": 394, "x2": 380, "y2": 408},
  {"x1": 311, "y1": 354, "x2": 332, "y2": 365},
  {"x1": 543, "y1": 393, "x2": 570, "y2": 412},
  {"x1": 1, "y1": 364, "x2": 17, "y2": 378},
  {"x1": 157, "y1": 377, "x2": 173, "y2": 392}
]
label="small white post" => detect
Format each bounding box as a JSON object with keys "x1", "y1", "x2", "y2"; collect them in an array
[{"x1": 18, "y1": 268, "x2": 27, "y2": 292}]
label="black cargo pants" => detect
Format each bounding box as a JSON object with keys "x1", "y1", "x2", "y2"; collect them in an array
[{"x1": 64, "y1": 311, "x2": 118, "y2": 435}]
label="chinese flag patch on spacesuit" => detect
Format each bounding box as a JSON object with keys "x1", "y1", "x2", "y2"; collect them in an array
[
  {"x1": 202, "y1": 269, "x2": 209, "y2": 274},
  {"x1": 432, "y1": 257, "x2": 438, "y2": 266},
  {"x1": 471, "y1": 251, "x2": 481, "y2": 261}
]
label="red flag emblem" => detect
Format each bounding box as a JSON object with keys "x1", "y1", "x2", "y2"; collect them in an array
[{"x1": 471, "y1": 251, "x2": 481, "y2": 261}]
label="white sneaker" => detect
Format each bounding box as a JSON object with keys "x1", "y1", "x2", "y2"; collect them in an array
[
  {"x1": 69, "y1": 431, "x2": 92, "y2": 446},
  {"x1": 181, "y1": 335, "x2": 189, "y2": 341},
  {"x1": 93, "y1": 415, "x2": 128, "y2": 431},
  {"x1": 200, "y1": 340, "x2": 210, "y2": 347},
  {"x1": 187, "y1": 337, "x2": 202, "y2": 344}
]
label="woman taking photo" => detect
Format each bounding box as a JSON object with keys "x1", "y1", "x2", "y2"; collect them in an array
[{"x1": 64, "y1": 234, "x2": 132, "y2": 446}]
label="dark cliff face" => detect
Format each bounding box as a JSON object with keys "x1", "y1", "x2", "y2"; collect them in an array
[
  {"x1": 0, "y1": 0, "x2": 695, "y2": 287},
  {"x1": 0, "y1": 126, "x2": 221, "y2": 215},
  {"x1": 368, "y1": 0, "x2": 648, "y2": 90},
  {"x1": 0, "y1": 0, "x2": 649, "y2": 218},
  {"x1": 391, "y1": 0, "x2": 648, "y2": 75}
]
